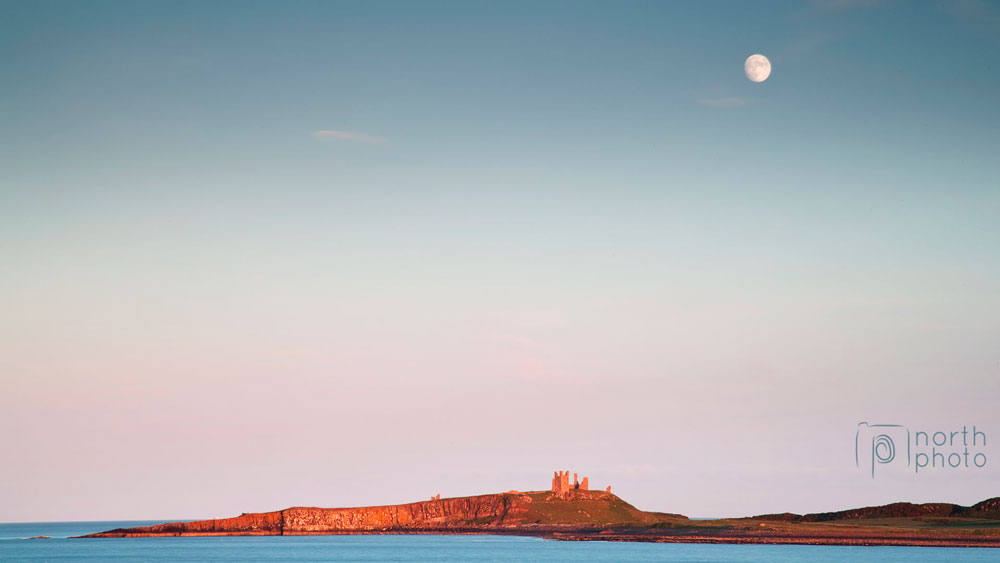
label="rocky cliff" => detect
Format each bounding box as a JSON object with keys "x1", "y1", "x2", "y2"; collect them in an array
[{"x1": 81, "y1": 489, "x2": 669, "y2": 537}]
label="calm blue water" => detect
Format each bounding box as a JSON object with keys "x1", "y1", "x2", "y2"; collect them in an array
[{"x1": 1, "y1": 521, "x2": 997, "y2": 562}]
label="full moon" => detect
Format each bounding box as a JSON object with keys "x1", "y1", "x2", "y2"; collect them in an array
[{"x1": 744, "y1": 54, "x2": 771, "y2": 83}]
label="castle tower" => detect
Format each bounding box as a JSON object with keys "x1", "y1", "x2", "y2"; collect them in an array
[
  {"x1": 551, "y1": 470, "x2": 571, "y2": 495},
  {"x1": 554, "y1": 471, "x2": 570, "y2": 492}
]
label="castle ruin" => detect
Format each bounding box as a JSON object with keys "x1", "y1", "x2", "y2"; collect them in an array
[{"x1": 551, "y1": 470, "x2": 590, "y2": 496}]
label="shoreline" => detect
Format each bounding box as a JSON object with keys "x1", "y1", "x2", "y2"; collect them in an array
[{"x1": 74, "y1": 527, "x2": 1000, "y2": 548}]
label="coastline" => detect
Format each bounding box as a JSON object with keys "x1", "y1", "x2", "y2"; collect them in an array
[
  {"x1": 74, "y1": 527, "x2": 1000, "y2": 548},
  {"x1": 73, "y1": 490, "x2": 1000, "y2": 548}
]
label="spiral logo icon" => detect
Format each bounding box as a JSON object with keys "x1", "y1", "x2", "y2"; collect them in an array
[
  {"x1": 873, "y1": 434, "x2": 895, "y2": 465},
  {"x1": 856, "y1": 422, "x2": 910, "y2": 478}
]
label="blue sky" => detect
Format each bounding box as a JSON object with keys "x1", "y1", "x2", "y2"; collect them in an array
[{"x1": 1, "y1": 1, "x2": 999, "y2": 521}]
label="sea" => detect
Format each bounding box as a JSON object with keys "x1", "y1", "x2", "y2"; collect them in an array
[{"x1": 1, "y1": 521, "x2": 997, "y2": 562}]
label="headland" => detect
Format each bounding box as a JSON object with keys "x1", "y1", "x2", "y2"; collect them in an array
[{"x1": 77, "y1": 470, "x2": 1000, "y2": 547}]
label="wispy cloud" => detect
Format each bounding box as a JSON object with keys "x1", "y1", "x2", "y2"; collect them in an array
[
  {"x1": 312, "y1": 130, "x2": 389, "y2": 145},
  {"x1": 697, "y1": 97, "x2": 750, "y2": 108}
]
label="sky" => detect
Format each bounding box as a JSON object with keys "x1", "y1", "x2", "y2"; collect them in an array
[{"x1": 1, "y1": 0, "x2": 999, "y2": 522}]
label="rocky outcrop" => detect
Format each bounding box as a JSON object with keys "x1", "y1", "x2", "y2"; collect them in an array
[
  {"x1": 968, "y1": 497, "x2": 1000, "y2": 517},
  {"x1": 80, "y1": 489, "x2": 664, "y2": 538},
  {"x1": 799, "y1": 502, "x2": 964, "y2": 522},
  {"x1": 89, "y1": 511, "x2": 284, "y2": 537},
  {"x1": 282, "y1": 492, "x2": 514, "y2": 533},
  {"x1": 755, "y1": 497, "x2": 1000, "y2": 522}
]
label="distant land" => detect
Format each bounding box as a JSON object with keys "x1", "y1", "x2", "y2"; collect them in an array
[{"x1": 78, "y1": 471, "x2": 1000, "y2": 548}]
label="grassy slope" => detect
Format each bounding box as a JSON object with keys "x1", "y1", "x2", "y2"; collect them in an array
[{"x1": 511, "y1": 491, "x2": 676, "y2": 526}]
